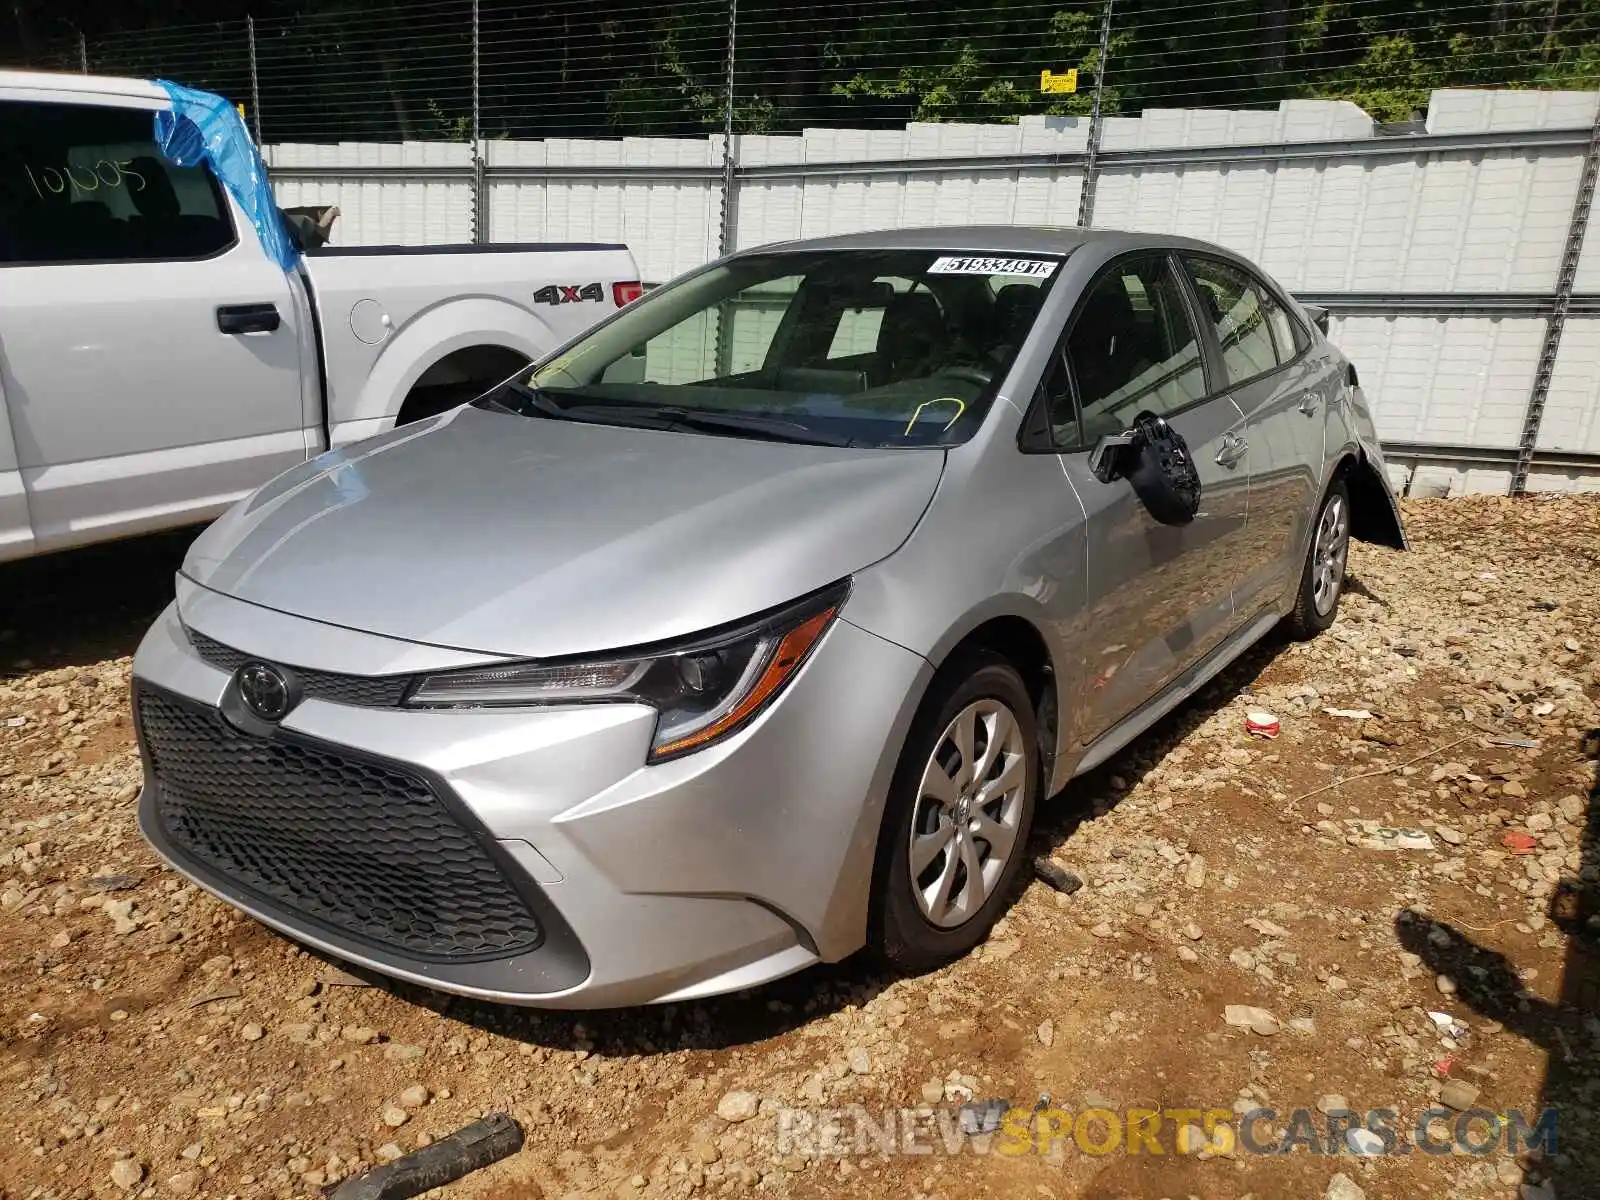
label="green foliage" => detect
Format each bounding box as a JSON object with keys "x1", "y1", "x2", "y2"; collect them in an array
[
  {"x1": 831, "y1": 46, "x2": 1026, "y2": 123},
  {"x1": 1303, "y1": 0, "x2": 1600, "y2": 122},
  {"x1": 15, "y1": 0, "x2": 1600, "y2": 140},
  {"x1": 783, "y1": 0, "x2": 1599, "y2": 130},
  {"x1": 426, "y1": 99, "x2": 473, "y2": 142},
  {"x1": 609, "y1": 14, "x2": 776, "y2": 134}
]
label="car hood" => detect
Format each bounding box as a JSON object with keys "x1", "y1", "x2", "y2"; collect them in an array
[{"x1": 182, "y1": 405, "x2": 945, "y2": 658}]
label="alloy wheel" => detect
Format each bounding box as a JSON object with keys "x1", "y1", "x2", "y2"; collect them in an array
[
  {"x1": 1311, "y1": 493, "x2": 1350, "y2": 616},
  {"x1": 908, "y1": 698, "x2": 1028, "y2": 929}
]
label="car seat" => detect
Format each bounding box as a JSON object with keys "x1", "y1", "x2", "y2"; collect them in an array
[
  {"x1": 875, "y1": 291, "x2": 946, "y2": 382},
  {"x1": 1070, "y1": 280, "x2": 1149, "y2": 412}
]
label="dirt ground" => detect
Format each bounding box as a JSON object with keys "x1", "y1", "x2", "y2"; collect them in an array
[{"x1": 1, "y1": 495, "x2": 1597, "y2": 1200}]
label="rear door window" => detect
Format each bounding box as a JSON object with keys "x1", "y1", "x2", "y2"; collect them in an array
[
  {"x1": 1182, "y1": 256, "x2": 1281, "y2": 386},
  {"x1": 1260, "y1": 290, "x2": 1307, "y2": 363},
  {"x1": 0, "y1": 99, "x2": 234, "y2": 265}
]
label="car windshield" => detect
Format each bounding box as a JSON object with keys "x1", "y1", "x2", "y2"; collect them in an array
[{"x1": 493, "y1": 248, "x2": 1066, "y2": 447}]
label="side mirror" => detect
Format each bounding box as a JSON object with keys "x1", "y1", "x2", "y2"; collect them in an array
[
  {"x1": 1088, "y1": 430, "x2": 1138, "y2": 484},
  {"x1": 1304, "y1": 304, "x2": 1330, "y2": 336},
  {"x1": 1089, "y1": 412, "x2": 1202, "y2": 526}
]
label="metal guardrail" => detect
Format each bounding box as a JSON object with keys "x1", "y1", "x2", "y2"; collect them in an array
[
  {"x1": 1299, "y1": 293, "x2": 1600, "y2": 318},
  {"x1": 265, "y1": 123, "x2": 1598, "y2": 186},
  {"x1": 1382, "y1": 441, "x2": 1600, "y2": 471},
  {"x1": 732, "y1": 126, "x2": 1599, "y2": 180}
]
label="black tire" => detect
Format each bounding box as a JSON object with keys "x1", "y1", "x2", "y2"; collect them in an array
[
  {"x1": 1284, "y1": 477, "x2": 1351, "y2": 640},
  {"x1": 869, "y1": 651, "x2": 1041, "y2": 973}
]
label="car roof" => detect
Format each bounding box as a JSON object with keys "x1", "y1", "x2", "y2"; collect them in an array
[{"x1": 743, "y1": 224, "x2": 1250, "y2": 263}]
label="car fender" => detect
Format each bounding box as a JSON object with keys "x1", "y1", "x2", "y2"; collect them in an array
[
  {"x1": 847, "y1": 581, "x2": 1075, "y2": 795},
  {"x1": 1321, "y1": 379, "x2": 1408, "y2": 552},
  {"x1": 1346, "y1": 427, "x2": 1408, "y2": 551},
  {"x1": 1306, "y1": 444, "x2": 1405, "y2": 549},
  {"x1": 826, "y1": 590, "x2": 1067, "y2": 956},
  {"x1": 341, "y1": 295, "x2": 559, "y2": 433},
  {"x1": 929, "y1": 593, "x2": 1079, "y2": 792}
]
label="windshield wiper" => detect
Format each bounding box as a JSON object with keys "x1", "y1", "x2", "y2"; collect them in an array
[
  {"x1": 658, "y1": 407, "x2": 854, "y2": 447},
  {"x1": 497, "y1": 381, "x2": 596, "y2": 422},
  {"x1": 498, "y1": 386, "x2": 852, "y2": 447},
  {"x1": 564, "y1": 402, "x2": 855, "y2": 447}
]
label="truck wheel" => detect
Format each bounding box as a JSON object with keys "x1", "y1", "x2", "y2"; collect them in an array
[{"x1": 869, "y1": 651, "x2": 1040, "y2": 973}]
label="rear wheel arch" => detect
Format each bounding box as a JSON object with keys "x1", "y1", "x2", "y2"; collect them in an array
[
  {"x1": 1334, "y1": 451, "x2": 1407, "y2": 550},
  {"x1": 396, "y1": 344, "x2": 531, "y2": 426},
  {"x1": 345, "y1": 296, "x2": 555, "y2": 431}
]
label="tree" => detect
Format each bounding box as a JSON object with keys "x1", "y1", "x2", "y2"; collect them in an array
[{"x1": 6, "y1": 0, "x2": 1598, "y2": 141}]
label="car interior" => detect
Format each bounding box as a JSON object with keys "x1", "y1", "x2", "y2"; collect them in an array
[
  {"x1": 746, "y1": 271, "x2": 1049, "y2": 400},
  {"x1": 1069, "y1": 258, "x2": 1207, "y2": 441}
]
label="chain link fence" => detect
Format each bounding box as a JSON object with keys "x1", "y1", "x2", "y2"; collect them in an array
[{"x1": 12, "y1": 0, "x2": 1600, "y2": 143}]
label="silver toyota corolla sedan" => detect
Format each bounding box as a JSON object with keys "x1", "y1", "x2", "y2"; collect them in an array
[{"x1": 132, "y1": 226, "x2": 1407, "y2": 1008}]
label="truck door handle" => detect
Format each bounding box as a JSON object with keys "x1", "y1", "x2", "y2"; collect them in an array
[
  {"x1": 1216, "y1": 432, "x2": 1247, "y2": 468},
  {"x1": 217, "y1": 303, "x2": 281, "y2": 334}
]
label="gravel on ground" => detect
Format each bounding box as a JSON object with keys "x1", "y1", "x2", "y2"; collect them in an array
[{"x1": 1, "y1": 496, "x2": 1597, "y2": 1200}]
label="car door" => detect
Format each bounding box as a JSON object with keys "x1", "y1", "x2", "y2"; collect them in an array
[
  {"x1": 1037, "y1": 251, "x2": 1253, "y2": 745},
  {"x1": 1181, "y1": 254, "x2": 1328, "y2": 621},
  {"x1": 0, "y1": 96, "x2": 308, "y2": 553}
]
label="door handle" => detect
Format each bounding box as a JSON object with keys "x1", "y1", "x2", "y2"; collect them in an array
[
  {"x1": 1215, "y1": 432, "x2": 1247, "y2": 468},
  {"x1": 216, "y1": 303, "x2": 281, "y2": 334}
]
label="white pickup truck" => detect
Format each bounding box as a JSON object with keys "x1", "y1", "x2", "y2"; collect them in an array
[{"x1": 0, "y1": 70, "x2": 640, "y2": 563}]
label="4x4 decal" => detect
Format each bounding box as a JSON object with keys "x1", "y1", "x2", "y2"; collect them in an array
[{"x1": 534, "y1": 283, "x2": 605, "y2": 305}]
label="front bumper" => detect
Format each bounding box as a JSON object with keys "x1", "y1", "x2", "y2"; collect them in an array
[{"x1": 132, "y1": 583, "x2": 930, "y2": 1008}]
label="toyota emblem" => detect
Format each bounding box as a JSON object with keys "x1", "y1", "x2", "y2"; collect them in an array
[{"x1": 237, "y1": 662, "x2": 294, "y2": 722}]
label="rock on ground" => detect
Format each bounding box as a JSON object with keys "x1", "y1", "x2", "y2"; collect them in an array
[{"x1": 0, "y1": 496, "x2": 1596, "y2": 1199}]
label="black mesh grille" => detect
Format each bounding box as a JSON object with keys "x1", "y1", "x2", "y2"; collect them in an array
[
  {"x1": 137, "y1": 687, "x2": 542, "y2": 960},
  {"x1": 186, "y1": 630, "x2": 413, "y2": 707}
]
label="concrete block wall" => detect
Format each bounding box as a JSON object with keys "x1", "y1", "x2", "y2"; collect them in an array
[{"x1": 264, "y1": 88, "x2": 1600, "y2": 494}]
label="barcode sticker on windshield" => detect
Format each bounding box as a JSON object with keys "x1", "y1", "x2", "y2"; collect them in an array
[{"x1": 928, "y1": 256, "x2": 1059, "y2": 277}]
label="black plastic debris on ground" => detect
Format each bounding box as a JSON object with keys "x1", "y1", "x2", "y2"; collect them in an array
[
  {"x1": 327, "y1": 1113, "x2": 524, "y2": 1200},
  {"x1": 1032, "y1": 857, "x2": 1083, "y2": 895}
]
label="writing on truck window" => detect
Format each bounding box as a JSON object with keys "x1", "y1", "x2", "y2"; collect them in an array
[{"x1": 22, "y1": 159, "x2": 149, "y2": 200}]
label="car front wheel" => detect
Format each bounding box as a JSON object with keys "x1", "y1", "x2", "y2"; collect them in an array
[{"x1": 869, "y1": 652, "x2": 1041, "y2": 973}]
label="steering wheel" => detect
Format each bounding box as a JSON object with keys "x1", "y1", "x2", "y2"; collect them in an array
[{"x1": 934, "y1": 364, "x2": 993, "y2": 389}]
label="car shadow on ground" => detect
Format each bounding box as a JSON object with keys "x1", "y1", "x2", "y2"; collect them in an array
[
  {"x1": 1395, "y1": 728, "x2": 1600, "y2": 1197},
  {"x1": 1028, "y1": 617, "x2": 1296, "y2": 856},
  {"x1": 0, "y1": 527, "x2": 202, "y2": 673}
]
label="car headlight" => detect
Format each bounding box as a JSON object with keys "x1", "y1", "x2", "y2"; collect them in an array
[{"x1": 405, "y1": 580, "x2": 849, "y2": 762}]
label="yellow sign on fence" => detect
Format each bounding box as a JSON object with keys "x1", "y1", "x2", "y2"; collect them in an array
[{"x1": 1040, "y1": 68, "x2": 1078, "y2": 95}]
